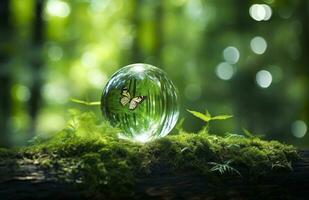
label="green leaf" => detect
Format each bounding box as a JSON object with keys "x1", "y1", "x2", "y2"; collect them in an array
[
  {"x1": 205, "y1": 109, "x2": 211, "y2": 118},
  {"x1": 210, "y1": 115, "x2": 233, "y2": 121},
  {"x1": 187, "y1": 109, "x2": 211, "y2": 122}
]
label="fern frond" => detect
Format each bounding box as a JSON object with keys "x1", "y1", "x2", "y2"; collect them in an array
[{"x1": 208, "y1": 160, "x2": 241, "y2": 177}]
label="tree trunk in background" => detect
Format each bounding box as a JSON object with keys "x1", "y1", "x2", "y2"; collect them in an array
[
  {"x1": 28, "y1": 0, "x2": 45, "y2": 139},
  {"x1": 298, "y1": 1, "x2": 309, "y2": 124},
  {"x1": 131, "y1": 0, "x2": 163, "y2": 66},
  {"x1": 131, "y1": 0, "x2": 142, "y2": 62},
  {"x1": 153, "y1": 0, "x2": 163, "y2": 67},
  {"x1": 0, "y1": 0, "x2": 12, "y2": 147}
]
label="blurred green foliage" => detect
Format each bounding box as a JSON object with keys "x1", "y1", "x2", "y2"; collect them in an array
[{"x1": 0, "y1": 0, "x2": 308, "y2": 147}]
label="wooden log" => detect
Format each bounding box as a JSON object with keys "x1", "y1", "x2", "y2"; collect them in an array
[{"x1": 0, "y1": 151, "x2": 308, "y2": 200}]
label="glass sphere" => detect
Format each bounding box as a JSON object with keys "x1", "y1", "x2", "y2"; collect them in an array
[{"x1": 101, "y1": 63, "x2": 179, "y2": 143}]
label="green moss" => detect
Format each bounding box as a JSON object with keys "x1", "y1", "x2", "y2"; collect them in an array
[
  {"x1": 0, "y1": 112, "x2": 299, "y2": 199},
  {"x1": 0, "y1": 148, "x2": 16, "y2": 158},
  {"x1": 0, "y1": 147, "x2": 19, "y2": 159}
]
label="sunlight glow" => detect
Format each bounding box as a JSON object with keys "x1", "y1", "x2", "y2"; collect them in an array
[
  {"x1": 131, "y1": 64, "x2": 146, "y2": 73},
  {"x1": 216, "y1": 62, "x2": 234, "y2": 80},
  {"x1": 37, "y1": 113, "x2": 65, "y2": 134},
  {"x1": 256, "y1": 70, "x2": 272, "y2": 88},
  {"x1": 42, "y1": 83, "x2": 69, "y2": 104},
  {"x1": 291, "y1": 120, "x2": 307, "y2": 138},
  {"x1": 133, "y1": 133, "x2": 152, "y2": 143},
  {"x1": 223, "y1": 46, "x2": 240, "y2": 64},
  {"x1": 87, "y1": 69, "x2": 107, "y2": 88},
  {"x1": 81, "y1": 52, "x2": 98, "y2": 68},
  {"x1": 46, "y1": 0, "x2": 71, "y2": 18},
  {"x1": 250, "y1": 36, "x2": 267, "y2": 55}
]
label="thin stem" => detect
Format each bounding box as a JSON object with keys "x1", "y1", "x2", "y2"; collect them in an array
[{"x1": 70, "y1": 98, "x2": 101, "y2": 106}]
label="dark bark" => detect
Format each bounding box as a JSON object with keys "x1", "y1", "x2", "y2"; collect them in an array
[
  {"x1": 0, "y1": 0, "x2": 12, "y2": 147},
  {"x1": 136, "y1": 151, "x2": 309, "y2": 200},
  {"x1": 0, "y1": 151, "x2": 308, "y2": 199},
  {"x1": 0, "y1": 160, "x2": 83, "y2": 200}
]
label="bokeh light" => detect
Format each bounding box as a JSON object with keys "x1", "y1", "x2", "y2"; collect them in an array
[
  {"x1": 256, "y1": 70, "x2": 272, "y2": 88},
  {"x1": 42, "y1": 83, "x2": 69, "y2": 104},
  {"x1": 48, "y1": 45, "x2": 63, "y2": 61},
  {"x1": 250, "y1": 36, "x2": 267, "y2": 55},
  {"x1": 87, "y1": 69, "x2": 107, "y2": 88},
  {"x1": 291, "y1": 120, "x2": 307, "y2": 138},
  {"x1": 223, "y1": 46, "x2": 240, "y2": 64},
  {"x1": 89, "y1": 0, "x2": 111, "y2": 13},
  {"x1": 216, "y1": 62, "x2": 234, "y2": 80},
  {"x1": 81, "y1": 52, "x2": 98, "y2": 68},
  {"x1": 12, "y1": 84, "x2": 31, "y2": 102},
  {"x1": 186, "y1": 0, "x2": 203, "y2": 20},
  {"x1": 249, "y1": 4, "x2": 272, "y2": 21},
  {"x1": 46, "y1": 0, "x2": 71, "y2": 18}
]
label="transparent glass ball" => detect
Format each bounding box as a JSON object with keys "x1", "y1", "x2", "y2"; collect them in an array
[{"x1": 101, "y1": 63, "x2": 179, "y2": 143}]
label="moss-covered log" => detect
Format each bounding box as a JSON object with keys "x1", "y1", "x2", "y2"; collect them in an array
[
  {"x1": 0, "y1": 113, "x2": 306, "y2": 199},
  {"x1": 0, "y1": 149, "x2": 308, "y2": 200}
]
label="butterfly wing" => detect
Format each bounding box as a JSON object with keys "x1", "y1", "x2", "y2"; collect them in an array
[
  {"x1": 129, "y1": 96, "x2": 146, "y2": 110},
  {"x1": 120, "y1": 88, "x2": 131, "y2": 106}
]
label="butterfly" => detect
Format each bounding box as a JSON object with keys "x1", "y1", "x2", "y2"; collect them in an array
[{"x1": 120, "y1": 87, "x2": 146, "y2": 110}]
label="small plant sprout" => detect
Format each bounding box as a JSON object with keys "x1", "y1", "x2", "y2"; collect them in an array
[
  {"x1": 242, "y1": 127, "x2": 265, "y2": 139},
  {"x1": 70, "y1": 98, "x2": 101, "y2": 106},
  {"x1": 208, "y1": 160, "x2": 241, "y2": 177},
  {"x1": 242, "y1": 128, "x2": 254, "y2": 138},
  {"x1": 187, "y1": 109, "x2": 232, "y2": 133}
]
